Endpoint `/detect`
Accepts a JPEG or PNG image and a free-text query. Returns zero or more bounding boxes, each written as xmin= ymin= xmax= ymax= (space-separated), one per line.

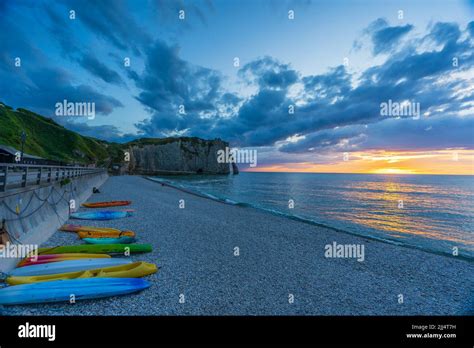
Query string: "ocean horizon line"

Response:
xmin=240 ymin=170 xmax=474 ymax=176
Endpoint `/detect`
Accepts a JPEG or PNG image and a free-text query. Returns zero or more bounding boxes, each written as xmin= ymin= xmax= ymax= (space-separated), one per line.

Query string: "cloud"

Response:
xmin=467 ymin=21 xmax=474 ymax=37
xmin=239 ymin=56 xmax=299 ymax=89
xmin=131 ymin=40 xmax=224 ymax=112
xmin=61 ymin=121 xmax=136 ymax=143
xmin=0 ymin=11 xmax=123 ymax=117
xmin=130 ymin=40 xmax=244 ymax=137
xmin=216 ymin=21 xmax=474 ymax=150
xmin=132 ymin=20 xmax=473 ymax=153
xmin=1 ymin=0 xmax=472 ymax=162
xmin=280 ymin=116 xmax=474 ymax=153
xmin=78 ymin=54 xmax=124 ymax=85
xmin=357 ymin=18 xmax=413 ymax=55
xmin=60 ymin=0 xmax=151 ymax=55
xmin=428 ymin=22 xmax=461 ymax=45
xmin=1 ymin=67 xmax=124 ymax=116
xmin=42 ymin=5 xmax=125 ymax=86
xmin=369 ymin=19 xmax=414 ymax=55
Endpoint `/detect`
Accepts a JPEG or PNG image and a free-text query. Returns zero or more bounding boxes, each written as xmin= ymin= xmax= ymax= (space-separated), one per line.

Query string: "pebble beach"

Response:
xmin=2 ymin=175 xmax=473 ymax=315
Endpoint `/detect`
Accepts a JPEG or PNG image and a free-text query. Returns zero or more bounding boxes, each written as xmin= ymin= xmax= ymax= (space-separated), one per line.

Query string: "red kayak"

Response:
xmin=81 ymin=201 xmax=131 ymax=208
xmin=17 ymin=253 xmax=111 ymax=267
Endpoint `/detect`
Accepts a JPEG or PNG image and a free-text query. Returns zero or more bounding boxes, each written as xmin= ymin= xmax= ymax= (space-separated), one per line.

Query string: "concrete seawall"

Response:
xmin=0 ymin=171 xmax=108 ymax=272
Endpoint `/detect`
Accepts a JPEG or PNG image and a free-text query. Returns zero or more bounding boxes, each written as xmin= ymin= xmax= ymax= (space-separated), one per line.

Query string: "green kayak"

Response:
xmin=37 ymin=244 xmax=152 ymax=255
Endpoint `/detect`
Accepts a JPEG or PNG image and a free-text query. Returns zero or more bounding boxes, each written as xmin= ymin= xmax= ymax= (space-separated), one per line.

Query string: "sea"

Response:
xmin=150 ymin=172 xmax=474 ymax=260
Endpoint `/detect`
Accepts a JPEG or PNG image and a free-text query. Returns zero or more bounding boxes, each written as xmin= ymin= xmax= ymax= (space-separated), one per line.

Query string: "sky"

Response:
xmin=0 ymin=0 xmax=473 ymax=174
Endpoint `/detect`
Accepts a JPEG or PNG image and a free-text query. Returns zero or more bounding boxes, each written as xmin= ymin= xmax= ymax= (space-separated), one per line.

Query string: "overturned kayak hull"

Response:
xmin=82 ymin=201 xmax=131 ymax=208
xmin=83 ymin=237 xmax=136 ymax=244
xmin=0 ymin=278 xmax=150 ymax=305
xmin=18 ymin=253 xmax=111 ymax=267
xmin=70 ymin=210 xmax=134 ymax=220
xmin=7 ymin=262 xmax=158 ymax=285
xmin=37 ymin=244 xmax=152 ymax=255
xmin=9 ymin=258 xmax=132 ymax=277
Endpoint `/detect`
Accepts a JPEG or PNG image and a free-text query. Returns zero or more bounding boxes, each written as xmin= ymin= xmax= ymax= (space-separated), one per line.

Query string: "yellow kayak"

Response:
xmin=78 ymin=231 xmax=135 ymax=238
xmin=7 ymin=261 xmax=158 ymax=285
xmin=18 ymin=253 xmax=111 ymax=267
xmin=60 ymin=224 xmax=133 ymax=234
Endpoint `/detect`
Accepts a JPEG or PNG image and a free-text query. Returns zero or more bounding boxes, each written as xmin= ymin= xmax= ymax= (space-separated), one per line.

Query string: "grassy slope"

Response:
xmin=0 ymin=104 xmax=221 ymax=166
xmin=0 ymin=104 xmax=112 ymax=165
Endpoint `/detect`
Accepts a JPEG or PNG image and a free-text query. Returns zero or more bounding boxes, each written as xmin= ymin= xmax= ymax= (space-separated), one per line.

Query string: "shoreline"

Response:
xmin=2 ymin=175 xmax=473 ymax=315
xmin=145 ymin=176 xmax=474 ymax=263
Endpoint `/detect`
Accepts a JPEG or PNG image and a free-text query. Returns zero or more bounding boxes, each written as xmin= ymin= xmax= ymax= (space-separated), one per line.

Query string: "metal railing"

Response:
xmin=0 ymin=164 xmax=106 ymax=192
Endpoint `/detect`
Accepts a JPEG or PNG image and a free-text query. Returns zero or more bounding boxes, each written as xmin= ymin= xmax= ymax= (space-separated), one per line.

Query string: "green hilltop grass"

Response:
xmin=0 ymin=103 xmax=222 ymax=167
xmin=0 ymin=103 xmax=113 ymax=165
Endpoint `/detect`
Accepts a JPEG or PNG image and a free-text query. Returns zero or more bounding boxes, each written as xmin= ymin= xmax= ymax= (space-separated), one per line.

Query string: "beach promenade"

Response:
xmin=3 ymin=175 xmax=473 ymax=315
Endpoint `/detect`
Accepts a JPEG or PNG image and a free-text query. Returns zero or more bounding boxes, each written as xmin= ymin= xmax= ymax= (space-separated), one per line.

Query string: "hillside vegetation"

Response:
xmin=0 ymin=103 xmax=115 ymax=165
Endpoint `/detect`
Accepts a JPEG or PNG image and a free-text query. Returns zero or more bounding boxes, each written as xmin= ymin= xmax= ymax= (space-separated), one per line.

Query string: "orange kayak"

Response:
xmin=60 ymin=224 xmax=121 ymax=233
xmin=81 ymin=201 xmax=131 ymax=208
xmin=78 ymin=230 xmax=135 ymax=238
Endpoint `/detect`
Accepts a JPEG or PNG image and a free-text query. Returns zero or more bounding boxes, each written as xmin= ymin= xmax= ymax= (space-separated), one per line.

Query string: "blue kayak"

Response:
xmin=9 ymin=258 xmax=132 ymax=277
xmin=83 ymin=236 xmax=136 ymax=244
xmin=0 ymin=278 xmax=150 ymax=305
xmin=70 ymin=210 xmax=134 ymax=220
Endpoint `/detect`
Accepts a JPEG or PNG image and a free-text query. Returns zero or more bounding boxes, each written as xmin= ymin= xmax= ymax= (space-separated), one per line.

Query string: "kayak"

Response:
xmin=82 ymin=201 xmax=131 ymax=208
xmin=7 ymin=262 xmax=158 ymax=285
xmin=78 ymin=230 xmax=135 ymax=238
xmin=17 ymin=253 xmax=111 ymax=267
xmin=37 ymin=244 xmax=152 ymax=255
xmin=0 ymin=278 xmax=150 ymax=305
xmin=60 ymin=224 xmax=122 ymax=233
xmin=70 ymin=210 xmax=134 ymax=220
xmin=60 ymin=224 xmax=135 ymax=237
xmin=9 ymin=258 xmax=132 ymax=277
xmin=83 ymin=237 xmax=136 ymax=244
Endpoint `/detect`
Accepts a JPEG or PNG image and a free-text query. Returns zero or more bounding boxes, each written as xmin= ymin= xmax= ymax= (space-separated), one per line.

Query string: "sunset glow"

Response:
xmin=244 ymin=149 xmax=474 ymax=175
